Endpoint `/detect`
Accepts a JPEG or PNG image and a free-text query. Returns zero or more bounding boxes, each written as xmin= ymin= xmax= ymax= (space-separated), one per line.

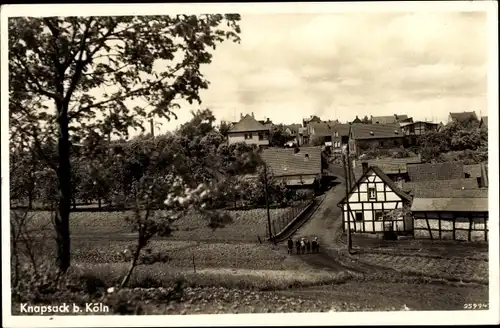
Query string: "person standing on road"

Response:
xmin=295 ymin=239 xmax=301 ymax=255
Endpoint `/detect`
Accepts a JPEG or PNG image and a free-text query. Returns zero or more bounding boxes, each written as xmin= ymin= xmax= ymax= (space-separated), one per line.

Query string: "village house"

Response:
xmin=352 ymin=155 xmax=422 ymax=183
xmin=302 ymin=115 xmax=322 ymax=127
xmin=448 ymin=111 xmax=478 ymax=124
xmin=330 ymin=124 xmax=350 ymax=153
xmin=348 ymin=124 xmax=405 ymax=155
xmin=337 ymin=165 xmax=413 ymax=238
xmin=371 ymin=114 xmax=412 ymax=125
xmin=400 ymin=121 xmax=440 ymax=146
xmin=283 ymin=124 xmax=303 ymax=147
xmin=227 ymin=113 xmax=270 ymax=147
xmin=307 ymin=121 xmax=335 ymax=145
xmin=259 ymin=146 xmax=323 ymax=190
xmin=411 ymin=188 xmax=488 ymax=242
xmin=351 ymin=116 xmax=363 ymax=124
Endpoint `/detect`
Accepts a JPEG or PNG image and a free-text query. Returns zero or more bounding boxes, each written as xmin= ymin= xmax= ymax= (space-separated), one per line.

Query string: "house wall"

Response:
xmin=228 ymin=131 xmax=270 ymax=146
xmin=341 ymin=171 xmax=411 ymax=234
xmin=413 ymin=211 xmax=488 ymax=241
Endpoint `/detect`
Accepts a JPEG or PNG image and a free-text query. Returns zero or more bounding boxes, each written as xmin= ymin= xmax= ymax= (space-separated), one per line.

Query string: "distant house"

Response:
xmin=331 ymin=124 xmax=350 ymax=153
xmin=400 ymin=121 xmax=440 ymax=146
xmin=480 ymin=116 xmax=488 ymax=129
xmin=348 ymin=124 xmax=405 ymax=154
xmin=448 ymin=111 xmax=478 ymax=124
xmin=411 ymin=188 xmax=488 ymax=242
xmin=337 ymin=165 xmax=413 ymax=237
xmin=307 ymin=121 xmax=335 ymax=145
xmin=406 ymin=161 xmax=465 ymax=182
xmin=351 ymin=116 xmax=363 ymax=124
xmin=260 ymin=147 xmax=323 ymax=189
xmin=371 ymin=114 xmax=412 ymax=125
xmin=283 ymin=124 xmax=302 ymax=146
xmin=227 ymin=113 xmax=270 ymax=147
xmin=258 ymin=118 xmax=274 ymax=129
xmin=353 ymin=156 xmax=422 ymax=182
xmin=297 ymin=127 xmax=310 ymax=146
xmin=302 ymin=115 xmax=322 ymax=127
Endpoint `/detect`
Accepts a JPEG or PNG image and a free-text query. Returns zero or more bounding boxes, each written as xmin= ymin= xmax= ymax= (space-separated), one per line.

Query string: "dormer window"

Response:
xmin=369 ymin=131 xmax=374 ymax=135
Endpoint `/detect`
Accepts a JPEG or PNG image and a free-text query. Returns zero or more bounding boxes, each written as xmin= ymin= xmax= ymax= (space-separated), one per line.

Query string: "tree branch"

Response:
xmin=12 ymin=54 xmax=59 ymax=101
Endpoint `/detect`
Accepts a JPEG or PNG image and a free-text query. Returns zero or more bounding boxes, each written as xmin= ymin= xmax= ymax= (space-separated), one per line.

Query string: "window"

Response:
xmin=368 ymin=187 xmax=376 ymax=200
xmin=355 ymin=212 xmax=363 ymax=221
xmin=325 ymin=136 xmax=332 ymax=142
xmin=374 ymin=211 xmax=384 ymax=220
xmin=258 ymin=133 xmax=264 ymax=140
xmin=379 ymin=141 xmax=384 ymax=147
xmin=245 ymin=133 xmax=253 ymax=140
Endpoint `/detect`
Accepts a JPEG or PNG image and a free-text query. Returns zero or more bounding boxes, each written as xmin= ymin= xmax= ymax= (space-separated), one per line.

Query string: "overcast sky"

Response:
xmin=149 ymin=11 xmax=488 ymax=134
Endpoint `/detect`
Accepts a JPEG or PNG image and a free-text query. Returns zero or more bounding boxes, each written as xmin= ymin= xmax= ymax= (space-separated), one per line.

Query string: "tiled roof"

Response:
xmin=332 ymin=124 xmax=350 ymax=137
xmin=449 ymin=111 xmax=478 ymax=122
xmin=229 ymin=114 xmax=269 ymax=133
xmin=260 ymin=147 xmax=322 ymax=177
xmin=411 ymin=188 xmax=488 ymax=198
xmin=309 ymin=122 xmax=335 ymax=136
xmin=339 ymin=165 xmax=412 ymax=204
xmin=353 ymin=156 xmax=422 ymax=177
xmin=372 ymin=116 xmax=397 ymax=124
xmin=407 ymin=161 xmax=464 ymax=182
xmin=351 ymin=124 xmax=404 ymax=140
xmin=403 ymin=178 xmax=480 ymax=194
xmin=411 ymin=197 xmax=488 ymax=212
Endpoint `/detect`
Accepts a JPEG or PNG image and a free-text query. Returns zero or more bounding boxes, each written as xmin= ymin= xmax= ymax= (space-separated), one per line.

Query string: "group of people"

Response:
xmin=287 ymin=236 xmax=319 ymax=255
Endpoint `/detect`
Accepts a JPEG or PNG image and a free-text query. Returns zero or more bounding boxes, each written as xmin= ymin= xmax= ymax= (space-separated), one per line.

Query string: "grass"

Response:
xmin=20 ymin=238 xmax=313 ymax=271
xmin=23 ymin=207 xmax=301 ymax=242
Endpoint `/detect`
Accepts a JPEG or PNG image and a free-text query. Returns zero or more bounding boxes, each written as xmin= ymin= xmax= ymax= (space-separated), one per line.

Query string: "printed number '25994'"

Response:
xmin=464 ymin=303 xmax=488 ymax=310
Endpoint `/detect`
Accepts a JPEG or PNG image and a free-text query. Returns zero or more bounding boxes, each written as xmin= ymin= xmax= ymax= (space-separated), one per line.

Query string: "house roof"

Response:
xmin=407 ymin=161 xmax=464 ymax=182
xmin=283 ymin=124 xmax=302 ymax=134
xmin=449 ymin=111 xmax=478 ymax=122
xmin=411 ymin=188 xmax=488 ymax=199
xmin=350 ymin=124 xmax=404 ymax=140
xmin=332 ymin=124 xmax=350 ymax=137
xmin=371 ymin=115 xmax=397 ymax=124
xmin=395 ymin=114 xmax=410 ymax=122
xmin=353 ymin=156 xmax=422 ymax=177
xmin=309 ymin=122 xmax=335 ymax=136
xmin=402 ymin=178 xmax=480 ymax=194
xmin=411 ymin=197 xmax=488 ymax=212
xmin=338 ymin=165 xmax=412 ymax=205
xmin=260 ymin=147 xmax=322 ymax=177
xmin=229 ymin=114 xmax=269 ymax=133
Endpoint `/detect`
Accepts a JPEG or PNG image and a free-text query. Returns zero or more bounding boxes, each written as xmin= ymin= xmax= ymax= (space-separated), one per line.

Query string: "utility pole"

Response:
xmin=263 ymin=164 xmax=273 ymax=243
xmin=343 ymin=141 xmax=353 ymax=253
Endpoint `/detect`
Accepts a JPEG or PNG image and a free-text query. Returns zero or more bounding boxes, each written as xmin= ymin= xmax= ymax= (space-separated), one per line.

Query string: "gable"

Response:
xmin=345 ymin=170 xmax=404 ymax=203
xmin=229 ymin=114 xmax=269 ymax=133
xmin=339 ymin=166 xmax=412 ymax=205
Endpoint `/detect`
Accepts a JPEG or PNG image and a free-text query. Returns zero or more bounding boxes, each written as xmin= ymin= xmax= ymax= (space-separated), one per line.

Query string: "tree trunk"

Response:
xmin=120 ymin=245 xmax=141 ymax=288
xmin=54 ymin=106 xmax=72 ymax=272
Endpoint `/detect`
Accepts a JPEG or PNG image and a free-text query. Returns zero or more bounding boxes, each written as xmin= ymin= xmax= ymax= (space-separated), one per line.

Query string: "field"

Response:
xmin=11 ymin=200 xmax=491 ymax=315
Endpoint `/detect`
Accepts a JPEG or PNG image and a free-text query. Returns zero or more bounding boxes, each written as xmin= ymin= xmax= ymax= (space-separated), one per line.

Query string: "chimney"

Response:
xmin=362 ymin=162 xmax=369 ymax=174
xmin=251 ymin=112 xmax=254 ymax=118
xmin=304 ymin=153 xmax=309 ymax=161
xmin=240 ymin=113 xmax=243 ymax=119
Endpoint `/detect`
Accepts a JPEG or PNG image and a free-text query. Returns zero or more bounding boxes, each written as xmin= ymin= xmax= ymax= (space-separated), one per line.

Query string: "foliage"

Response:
xmin=9 ymin=14 xmax=241 ymax=271
xmin=418 ymin=120 xmax=487 ymax=163
xmin=361 ymin=115 xmax=371 ymax=124
xmin=269 ymin=124 xmax=292 ymax=147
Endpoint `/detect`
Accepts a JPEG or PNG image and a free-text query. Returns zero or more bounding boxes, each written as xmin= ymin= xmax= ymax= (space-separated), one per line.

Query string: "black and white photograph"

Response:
xmin=1 ymin=1 xmax=499 ymax=326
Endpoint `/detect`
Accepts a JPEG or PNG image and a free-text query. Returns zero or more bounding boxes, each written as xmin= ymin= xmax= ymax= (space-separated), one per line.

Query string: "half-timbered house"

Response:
xmin=411 ymin=189 xmax=488 ymax=242
xmin=337 ymin=165 xmax=413 ymax=238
